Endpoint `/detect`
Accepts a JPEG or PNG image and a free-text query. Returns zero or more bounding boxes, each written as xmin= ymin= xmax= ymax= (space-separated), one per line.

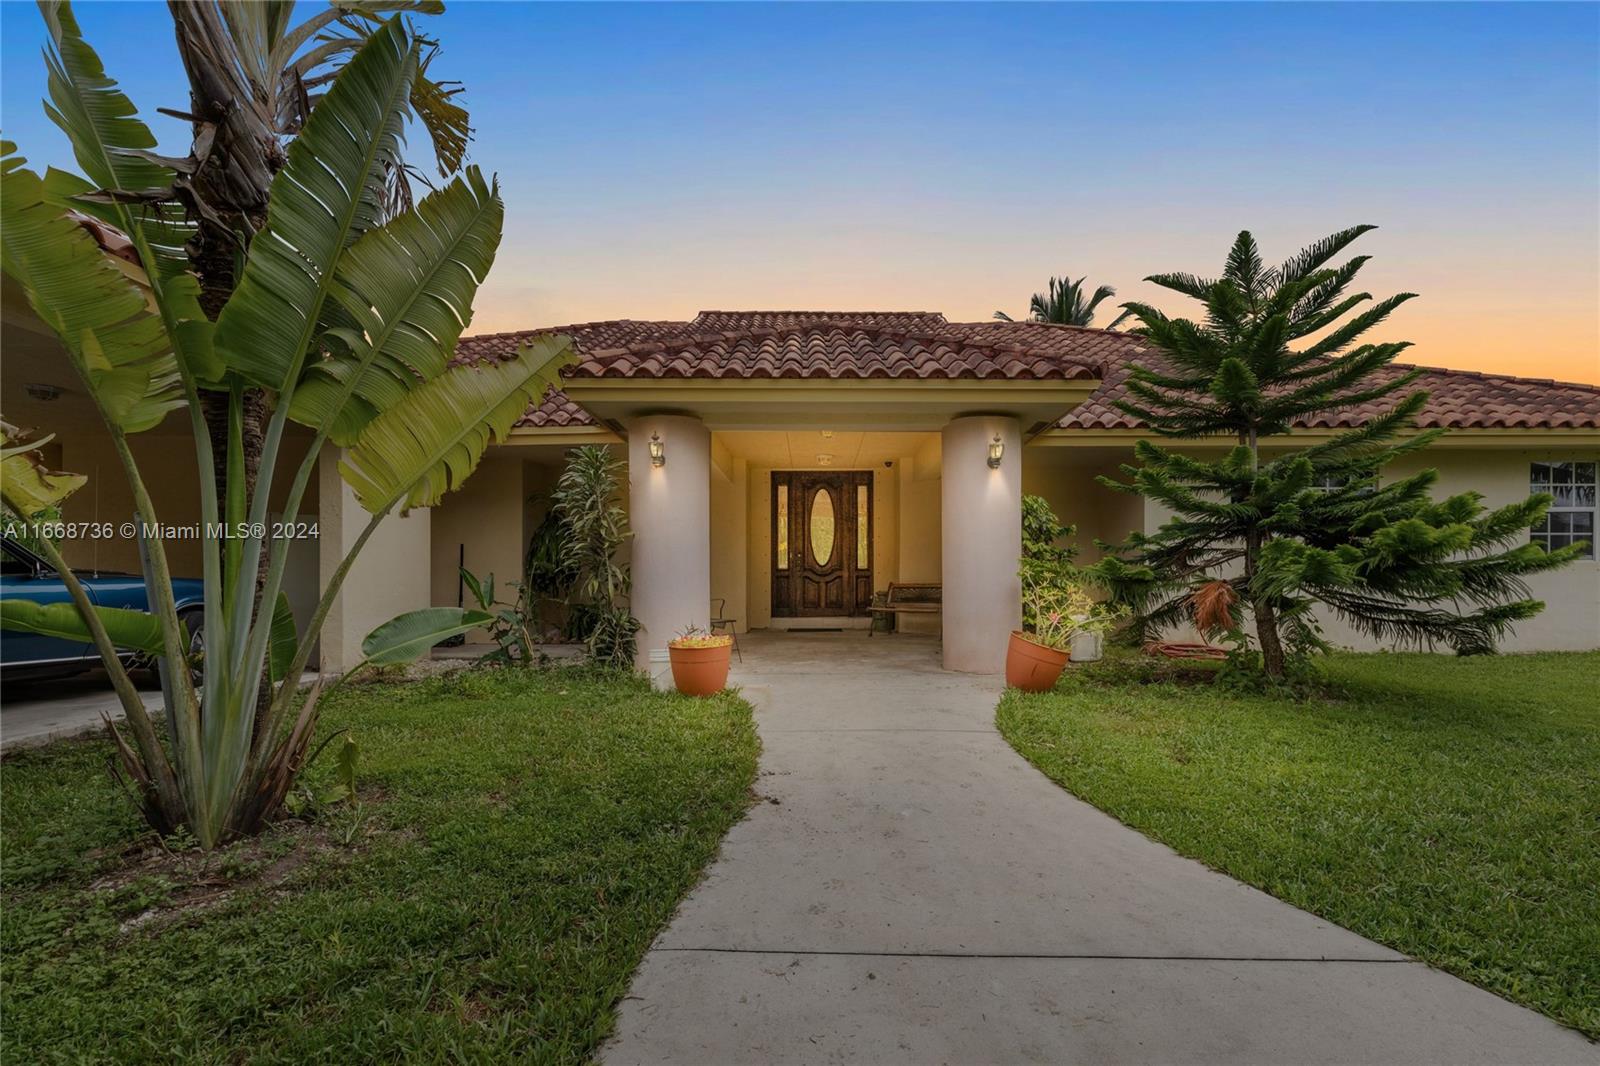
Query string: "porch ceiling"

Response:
xmin=717 ymin=429 xmax=937 ymax=468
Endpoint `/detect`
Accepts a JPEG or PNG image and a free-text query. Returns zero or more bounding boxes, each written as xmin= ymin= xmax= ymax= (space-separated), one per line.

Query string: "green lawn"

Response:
xmin=997 ymin=651 xmax=1600 ymax=1038
xmin=1 ymin=667 xmax=758 ymax=1063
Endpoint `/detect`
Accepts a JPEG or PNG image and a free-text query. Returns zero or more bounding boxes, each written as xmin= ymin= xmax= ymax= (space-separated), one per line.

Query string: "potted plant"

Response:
xmin=1007 ymin=576 xmax=1091 ymax=692
xmin=1008 ymin=555 xmax=1126 ymax=691
xmin=667 ymin=626 xmax=734 ymax=696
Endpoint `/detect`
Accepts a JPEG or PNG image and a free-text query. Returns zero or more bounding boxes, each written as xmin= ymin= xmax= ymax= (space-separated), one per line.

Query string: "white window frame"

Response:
xmin=1530 ymin=460 xmax=1597 ymax=559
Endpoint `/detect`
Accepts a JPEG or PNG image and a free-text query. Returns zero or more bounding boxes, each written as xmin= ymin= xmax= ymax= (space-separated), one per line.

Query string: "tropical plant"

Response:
xmin=0 ymin=12 xmax=572 ymax=848
xmin=994 ymin=274 xmax=1133 ymax=329
xmin=552 ymin=446 xmax=639 ymax=668
xmin=1018 ymin=494 xmax=1077 ymax=632
xmin=1 ymin=421 xmax=81 ymax=555
xmin=458 ymin=567 xmax=540 ymax=664
xmin=524 ymin=498 xmax=580 ymax=638
xmin=1093 ymin=226 xmax=1582 ymax=679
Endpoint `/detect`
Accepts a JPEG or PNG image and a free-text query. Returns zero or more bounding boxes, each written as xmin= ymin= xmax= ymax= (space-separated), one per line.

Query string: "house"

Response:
xmin=4 ymin=302 xmax=1596 ymax=673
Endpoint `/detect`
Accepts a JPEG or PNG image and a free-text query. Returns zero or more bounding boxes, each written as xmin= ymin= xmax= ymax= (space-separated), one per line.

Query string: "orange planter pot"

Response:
xmin=1005 ymin=630 xmax=1069 ymax=692
xmin=668 ymin=642 xmax=732 ymax=697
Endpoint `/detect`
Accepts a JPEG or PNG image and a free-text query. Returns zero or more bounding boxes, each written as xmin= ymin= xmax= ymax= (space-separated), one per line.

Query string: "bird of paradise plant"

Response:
xmin=0 ymin=8 xmax=570 ymax=848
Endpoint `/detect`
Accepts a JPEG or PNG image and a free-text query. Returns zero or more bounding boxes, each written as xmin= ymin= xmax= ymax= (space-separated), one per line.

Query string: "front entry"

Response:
xmin=771 ymin=471 xmax=873 ymax=617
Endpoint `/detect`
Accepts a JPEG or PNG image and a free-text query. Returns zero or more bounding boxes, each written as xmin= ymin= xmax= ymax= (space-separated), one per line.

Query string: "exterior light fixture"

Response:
xmin=988 ymin=434 xmax=1004 ymax=469
xmin=649 ymin=432 xmax=665 ymax=467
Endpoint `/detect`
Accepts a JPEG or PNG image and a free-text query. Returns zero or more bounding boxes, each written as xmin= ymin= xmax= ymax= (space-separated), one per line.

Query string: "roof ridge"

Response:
xmin=693 ymin=308 xmax=946 ymax=317
xmin=590 ymin=319 xmax=1052 ymax=357
xmin=460 ymin=318 xmax=688 ymax=342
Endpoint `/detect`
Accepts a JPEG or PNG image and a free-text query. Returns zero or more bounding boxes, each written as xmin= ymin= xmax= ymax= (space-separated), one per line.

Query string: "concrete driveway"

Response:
xmin=604 ymin=632 xmax=1595 ymax=1064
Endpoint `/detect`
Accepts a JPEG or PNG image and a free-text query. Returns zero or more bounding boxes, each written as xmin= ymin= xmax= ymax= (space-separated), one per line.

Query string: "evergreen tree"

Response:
xmin=1093 ymin=226 xmax=1582 ymax=679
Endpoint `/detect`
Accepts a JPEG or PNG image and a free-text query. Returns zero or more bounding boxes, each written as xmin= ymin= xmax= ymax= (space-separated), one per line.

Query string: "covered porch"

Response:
xmin=425 ymin=314 xmax=1116 ymax=675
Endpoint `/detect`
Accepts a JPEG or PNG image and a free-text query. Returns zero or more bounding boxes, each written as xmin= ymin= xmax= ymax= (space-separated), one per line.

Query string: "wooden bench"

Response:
xmin=868 ymin=583 xmax=942 ymax=636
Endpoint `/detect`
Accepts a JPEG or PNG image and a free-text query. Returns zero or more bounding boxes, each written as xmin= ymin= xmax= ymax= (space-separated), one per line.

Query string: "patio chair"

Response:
xmin=710 ymin=598 xmax=742 ymax=662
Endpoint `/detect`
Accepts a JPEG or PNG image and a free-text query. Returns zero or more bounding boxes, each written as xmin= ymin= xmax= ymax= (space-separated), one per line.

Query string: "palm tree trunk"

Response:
xmin=172 ymin=1 xmax=285 ymax=720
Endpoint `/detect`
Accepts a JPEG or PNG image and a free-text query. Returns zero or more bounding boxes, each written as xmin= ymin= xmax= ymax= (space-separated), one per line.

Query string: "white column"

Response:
xmin=627 ymin=415 xmax=711 ymax=671
xmin=318 ymin=444 xmax=431 ymax=673
xmin=941 ymin=415 xmax=1022 ymax=673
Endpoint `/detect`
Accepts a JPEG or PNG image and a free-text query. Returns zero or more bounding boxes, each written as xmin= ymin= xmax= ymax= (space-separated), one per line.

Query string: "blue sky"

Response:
xmin=4 ymin=2 xmax=1597 ymax=380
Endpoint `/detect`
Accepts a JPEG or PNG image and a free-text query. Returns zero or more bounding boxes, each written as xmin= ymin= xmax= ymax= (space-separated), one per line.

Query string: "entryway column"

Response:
xmin=627 ymin=414 xmax=711 ymax=673
xmin=941 ymin=415 xmax=1022 ymax=673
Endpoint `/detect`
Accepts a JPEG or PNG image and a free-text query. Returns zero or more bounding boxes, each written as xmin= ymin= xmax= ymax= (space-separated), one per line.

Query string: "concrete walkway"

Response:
xmin=605 ymin=632 xmax=1595 ymax=1064
xmin=0 ymin=671 xmax=153 ymax=752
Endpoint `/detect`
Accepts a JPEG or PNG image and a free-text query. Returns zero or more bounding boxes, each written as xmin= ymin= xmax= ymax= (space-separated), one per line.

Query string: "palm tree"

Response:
xmin=994 ymin=274 xmax=1134 ymax=329
xmin=3 ymin=11 xmax=571 ymax=846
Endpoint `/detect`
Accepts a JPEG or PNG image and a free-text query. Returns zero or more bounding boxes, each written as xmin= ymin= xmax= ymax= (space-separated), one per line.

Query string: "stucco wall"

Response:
xmin=1112 ymin=445 xmax=1600 ymax=654
xmin=1022 ymin=449 xmax=1141 ymax=564
xmin=50 ymin=428 xmax=320 ymax=580
xmin=710 ymin=442 xmax=749 ymax=633
xmin=429 ymin=453 xmax=527 ymax=612
xmin=318 ymin=446 xmax=431 ymax=673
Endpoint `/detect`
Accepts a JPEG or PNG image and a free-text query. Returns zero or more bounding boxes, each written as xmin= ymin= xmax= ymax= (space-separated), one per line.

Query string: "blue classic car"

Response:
xmin=0 ymin=537 xmax=205 ymax=682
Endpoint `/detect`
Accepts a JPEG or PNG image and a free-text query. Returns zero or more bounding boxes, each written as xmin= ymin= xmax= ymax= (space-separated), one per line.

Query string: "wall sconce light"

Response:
xmin=988 ymin=434 xmax=1004 ymax=469
xmin=649 ymin=432 xmax=665 ymax=468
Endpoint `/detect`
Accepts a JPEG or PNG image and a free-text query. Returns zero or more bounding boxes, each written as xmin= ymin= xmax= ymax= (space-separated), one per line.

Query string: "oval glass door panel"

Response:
xmin=810 ymin=488 xmax=835 ymax=565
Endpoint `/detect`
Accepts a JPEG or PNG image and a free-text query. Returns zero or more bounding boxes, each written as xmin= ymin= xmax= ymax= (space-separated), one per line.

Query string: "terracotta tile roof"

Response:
xmin=563 ymin=322 xmax=1101 ymax=381
xmin=1055 ymin=351 xmax=1600 ymax=432
xmin=455 ymin=321 xmax=688 ymax=427
xmin=452 ymin=313 xmax=1597 ymax=433
xmin=452 ymin=320 xmax=689 ymax=367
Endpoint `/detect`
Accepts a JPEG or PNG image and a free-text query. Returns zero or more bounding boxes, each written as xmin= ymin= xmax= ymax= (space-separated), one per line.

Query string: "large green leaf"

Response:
xmin=213 ymin=16 xmax=418 ymax=393
xmin=269 ymin=592 xmax=298 ymax=683
xmin=1 ymin=598 xmax=164 ymax=656
xmin=0 ymin=423 xmax=86 ymax=516
xmin=360 ymin=606 xmax=493 ymax=666
xmin=38 ymin=0 xmax=172 ymax=196
xmin=38 ymin=0 xmax=195 ymax=284
xmin=0 ymin=145 xmax=184 ymax=433
xmin=288 ymin=167 xmax=504 ymax=444
xmin=339 ymin=337 xmax=573 ymax=513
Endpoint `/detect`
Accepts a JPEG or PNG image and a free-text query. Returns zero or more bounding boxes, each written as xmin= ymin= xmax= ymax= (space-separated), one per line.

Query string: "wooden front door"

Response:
xmin=772 ymin=471 xmax=873 ymax=617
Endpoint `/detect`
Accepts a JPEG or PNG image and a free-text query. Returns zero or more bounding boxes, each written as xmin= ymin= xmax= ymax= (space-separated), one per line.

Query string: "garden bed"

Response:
xmin=1 ymin=667 xmax=759 ymax=1061
xmin=998 ymin=650 xmax=1600 ymax=1038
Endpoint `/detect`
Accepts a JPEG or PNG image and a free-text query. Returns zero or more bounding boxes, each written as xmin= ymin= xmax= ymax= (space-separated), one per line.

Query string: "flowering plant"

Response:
xmin=1019 ymin=563 xmax=1127 ymax=652
xmin=669 ymin=625 xmax=733 ymax=650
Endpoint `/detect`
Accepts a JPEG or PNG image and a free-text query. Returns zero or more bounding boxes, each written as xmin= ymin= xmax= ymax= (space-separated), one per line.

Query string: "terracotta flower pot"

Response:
xmin=668 ymin=641 xmax=732 ymax=697
xmin=1006 ymin=630 xmax=1069 ymax=692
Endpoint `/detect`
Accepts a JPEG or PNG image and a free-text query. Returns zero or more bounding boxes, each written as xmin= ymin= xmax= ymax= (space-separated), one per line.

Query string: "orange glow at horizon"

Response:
xmin=462 ymin=266 xmax=1600 ymax=386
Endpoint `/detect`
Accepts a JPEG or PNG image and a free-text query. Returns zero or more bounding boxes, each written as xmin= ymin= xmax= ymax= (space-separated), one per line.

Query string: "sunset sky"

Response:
xmin=4 ymin=2 xmax=1596 ymax=383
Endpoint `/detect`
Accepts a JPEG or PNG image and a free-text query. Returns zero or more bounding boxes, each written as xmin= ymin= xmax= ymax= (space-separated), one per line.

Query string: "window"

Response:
xmin=1531 ymin=461 xmax=1596 ymax=558
xmin=809 ymin=487 xmax=835 ymax=565
xmin=776 ymin=485 xmax=788 ymax=570
xmin=856 ymin=483 xmax=869 ymax=568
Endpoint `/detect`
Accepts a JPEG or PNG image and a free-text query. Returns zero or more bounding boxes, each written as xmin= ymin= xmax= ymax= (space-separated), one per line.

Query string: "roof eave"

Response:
xmin=561 ymin=375 xmax=1102 ymax=433
xmin=1033 ymin=426 xmax=1600 ymax=449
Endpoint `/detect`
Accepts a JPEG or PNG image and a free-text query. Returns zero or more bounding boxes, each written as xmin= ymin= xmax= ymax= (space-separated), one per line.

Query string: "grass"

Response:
xmin=997 ymin=651 xmax=1600 ymax=1039
xmin=1 ymin=666 xmax=759 ymax=1063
